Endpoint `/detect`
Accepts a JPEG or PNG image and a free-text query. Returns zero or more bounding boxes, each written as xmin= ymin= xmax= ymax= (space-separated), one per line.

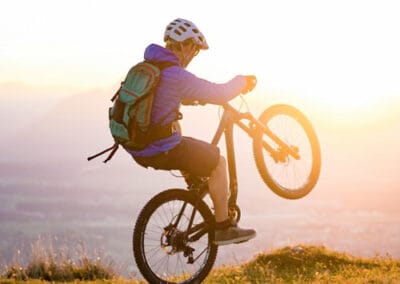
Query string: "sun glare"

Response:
xmin=1 ymin=0 xmax=399 ymax=129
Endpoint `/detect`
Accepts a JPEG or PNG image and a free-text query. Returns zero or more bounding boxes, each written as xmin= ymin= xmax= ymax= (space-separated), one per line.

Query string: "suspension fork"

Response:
xmin=222 ymin=103 xmax=300 ymax=160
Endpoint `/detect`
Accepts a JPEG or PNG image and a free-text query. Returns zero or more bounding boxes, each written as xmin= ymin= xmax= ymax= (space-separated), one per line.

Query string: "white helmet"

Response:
xmin=164 ymin=18 xmax=209 ymax=50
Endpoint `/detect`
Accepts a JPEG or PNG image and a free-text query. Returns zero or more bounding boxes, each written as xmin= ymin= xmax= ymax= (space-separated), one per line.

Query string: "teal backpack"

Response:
xmin=88 ymin=61 xmax=177 ymax=163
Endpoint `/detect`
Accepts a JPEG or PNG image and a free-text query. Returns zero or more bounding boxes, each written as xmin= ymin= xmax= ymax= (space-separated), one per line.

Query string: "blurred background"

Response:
xmin=1 ymin=0 xmax=399 ymax=277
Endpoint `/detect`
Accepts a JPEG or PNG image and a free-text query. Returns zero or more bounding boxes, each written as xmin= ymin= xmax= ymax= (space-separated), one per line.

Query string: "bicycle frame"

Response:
xmin=135 ymin=100 xmax=321 ymax=282
xmin=166 ymin=102 xmax=302 ymax=243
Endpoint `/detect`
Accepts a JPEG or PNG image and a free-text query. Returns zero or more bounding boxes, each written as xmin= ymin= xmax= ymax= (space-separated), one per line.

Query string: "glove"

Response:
xmin=241 ymin=75 xmax=257 ymax=94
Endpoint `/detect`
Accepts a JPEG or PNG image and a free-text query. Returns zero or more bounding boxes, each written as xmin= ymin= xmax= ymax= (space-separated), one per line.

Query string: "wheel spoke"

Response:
xmin=265 ymin=114 xmax=313 ymax=190
xmin=134 ymin=190 xmax=217 ymax=283
xmin=253 ymin=105 xmax=320 ymax=199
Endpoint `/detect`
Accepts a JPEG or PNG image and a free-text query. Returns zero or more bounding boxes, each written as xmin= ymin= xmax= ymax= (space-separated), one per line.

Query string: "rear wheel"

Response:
xmin=253 ymin=104 xmax=321 ymax=199
xmin=133 ymin=189 xmax=217 ymax=283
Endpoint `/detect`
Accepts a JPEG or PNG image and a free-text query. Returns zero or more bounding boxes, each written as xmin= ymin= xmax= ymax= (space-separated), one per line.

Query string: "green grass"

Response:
xmin=3 ymin=257 xmax=114 ymax=282
xmin=205 ymin=245 xmax=400 ymax=283
xmin=2 ymin=245 xmax=399 ymax=283
xmin=1 ymin=239 xmax=115 ymax=282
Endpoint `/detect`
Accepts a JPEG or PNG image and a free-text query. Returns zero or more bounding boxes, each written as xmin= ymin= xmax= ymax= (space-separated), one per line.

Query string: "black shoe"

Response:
xmin=214 ymin=222 xmax=256 ymax=246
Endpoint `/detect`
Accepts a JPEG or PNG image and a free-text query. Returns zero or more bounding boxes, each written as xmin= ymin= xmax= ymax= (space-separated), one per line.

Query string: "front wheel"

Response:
xmin=253 ymin=104 xmax=321 ymax=199
xmin=133 ymin=189 xmax=217 ymax=284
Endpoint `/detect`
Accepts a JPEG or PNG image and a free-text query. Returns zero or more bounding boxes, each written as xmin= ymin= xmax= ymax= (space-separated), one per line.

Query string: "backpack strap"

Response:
xmin=145 ymin=60 xmax=182 ymax=125
xmin=110 ymin=61 xmax=174 ymax=103
xmin=137 ymin=60 xmax=182 ymax=142
xmin=145 ymin=60 xmax=177 ymax=70
xmin=87 ymin=143 xmax=119 ymax=163
xmin=111 ymin=82 xmax=123 ymax=102
xmin=155 ymin=108 xmax=182 ymax=127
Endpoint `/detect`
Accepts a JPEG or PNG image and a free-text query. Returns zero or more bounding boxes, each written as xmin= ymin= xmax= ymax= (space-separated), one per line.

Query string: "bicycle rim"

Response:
xmin=133 ymin=189 xmax=217 ymax=283
xmin=253 ymin=104 xmax=321 ymax=199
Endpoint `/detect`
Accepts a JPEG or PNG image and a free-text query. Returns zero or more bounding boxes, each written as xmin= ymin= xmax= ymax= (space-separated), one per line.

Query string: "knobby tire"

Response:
xmin=253 ymin=104 xmax=321 ymax=199
xmin=133 ymin=189 xmax=217 ymax=284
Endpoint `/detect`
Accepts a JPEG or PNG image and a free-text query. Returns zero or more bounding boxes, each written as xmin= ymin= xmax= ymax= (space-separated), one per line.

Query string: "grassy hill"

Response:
xmin=2 ymin=245 xmax=399 ymax=283
xmin=205 ymin=245 xmax=400 ymax=283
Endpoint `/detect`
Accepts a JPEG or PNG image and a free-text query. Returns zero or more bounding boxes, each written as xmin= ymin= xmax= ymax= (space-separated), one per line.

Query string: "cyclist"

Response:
xmin=128 ymin=18 xmax=257 ymax=245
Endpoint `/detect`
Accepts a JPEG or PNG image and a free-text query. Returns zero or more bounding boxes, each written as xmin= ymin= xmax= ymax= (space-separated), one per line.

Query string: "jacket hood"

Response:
xmin=144 ymin=44 xmax=180 ymax=66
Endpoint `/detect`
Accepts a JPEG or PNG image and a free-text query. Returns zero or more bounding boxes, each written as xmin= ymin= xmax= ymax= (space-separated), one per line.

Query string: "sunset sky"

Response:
xmin=2 ymin=0 xmax=400 ymax=124
xmin=2 ymin=0 xmax=399 ymax=193
xmin=1 ymin=0 xmax=400 ymax=269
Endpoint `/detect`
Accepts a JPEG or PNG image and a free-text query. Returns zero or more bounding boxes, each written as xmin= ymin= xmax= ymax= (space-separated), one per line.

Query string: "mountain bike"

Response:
xmin=132 ymin=100 xmax=321 ymax=283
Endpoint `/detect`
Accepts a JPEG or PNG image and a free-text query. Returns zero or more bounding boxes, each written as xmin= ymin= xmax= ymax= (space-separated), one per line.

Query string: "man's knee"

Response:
xmin=216 ymin=156 xmax=226 ymax=171
xmin=210 ymin=155 xmax=227 ymax=178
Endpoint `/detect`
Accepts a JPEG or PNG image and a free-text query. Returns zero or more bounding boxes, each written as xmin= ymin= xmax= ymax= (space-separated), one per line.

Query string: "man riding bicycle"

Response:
xmin=127 ymin=18 xmax=257 ymax=245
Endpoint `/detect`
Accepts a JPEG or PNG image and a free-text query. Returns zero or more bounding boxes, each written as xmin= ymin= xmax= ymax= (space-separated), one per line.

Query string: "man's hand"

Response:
xmin=241 ymin=75 xmax=257 ymax=94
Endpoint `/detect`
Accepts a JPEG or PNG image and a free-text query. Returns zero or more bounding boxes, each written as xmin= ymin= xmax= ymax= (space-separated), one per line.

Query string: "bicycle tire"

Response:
xmin=133 ymin=189 xmax=217 ymax=284
xmin=253 ymin=104 xmax=321 ymax=199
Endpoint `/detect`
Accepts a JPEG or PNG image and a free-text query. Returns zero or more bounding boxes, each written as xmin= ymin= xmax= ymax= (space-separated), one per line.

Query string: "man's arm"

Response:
xmin=176 ymin=68 xmax=248 ymax=105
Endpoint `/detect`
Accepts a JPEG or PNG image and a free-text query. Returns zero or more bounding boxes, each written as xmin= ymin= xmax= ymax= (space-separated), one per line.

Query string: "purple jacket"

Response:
xmin=127 ymin=44 xmax=247 ymax=157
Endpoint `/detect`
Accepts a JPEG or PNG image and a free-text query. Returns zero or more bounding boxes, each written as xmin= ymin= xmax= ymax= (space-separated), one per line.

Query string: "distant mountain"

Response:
xmin=1 ymin=82 xmax=219 ymax=163
xmin=1 ymin=84 xmax=113 ymax=162
xmin=0 ymin=82 xmax=67 ymax=139
xmin=0 ymin=82 xmax=211 ymax=193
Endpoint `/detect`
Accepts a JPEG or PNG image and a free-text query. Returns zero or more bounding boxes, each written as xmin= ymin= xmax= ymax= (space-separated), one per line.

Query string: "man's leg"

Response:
xmin=133 ymin=138 xmax=256 ymax=246
xmin=208 ymin=155 xmax=257 ymax=246
xmin=208 ymin=156 xmax=229 ymax=222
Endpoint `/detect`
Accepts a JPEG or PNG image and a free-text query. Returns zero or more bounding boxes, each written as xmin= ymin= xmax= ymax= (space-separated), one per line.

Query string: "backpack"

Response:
xmin=88 ymin=60 xmax=179 ymax=163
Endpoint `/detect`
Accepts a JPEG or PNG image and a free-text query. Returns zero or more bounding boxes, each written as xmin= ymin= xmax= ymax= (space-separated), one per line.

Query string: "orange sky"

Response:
xmin=2 ymin=3 xmax=400 ymax=274
xmin=1 ymin=1 xmax=399 ymax=206
xmin=2 ymin=1 xmax=400 ymax=112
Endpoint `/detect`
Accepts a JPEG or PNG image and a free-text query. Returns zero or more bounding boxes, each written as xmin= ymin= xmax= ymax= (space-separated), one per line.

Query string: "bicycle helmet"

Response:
xmin=164 ymin=18 xmax=209 ymax=50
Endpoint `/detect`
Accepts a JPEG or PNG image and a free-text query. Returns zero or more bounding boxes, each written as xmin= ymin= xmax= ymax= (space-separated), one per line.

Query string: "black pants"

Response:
xmin=133 ymin=136 xmax=220 ymax=177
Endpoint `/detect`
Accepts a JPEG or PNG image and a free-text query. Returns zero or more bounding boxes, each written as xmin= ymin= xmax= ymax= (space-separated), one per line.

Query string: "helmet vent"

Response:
xmin=164 ymin=18 xmax=208 ymax=50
